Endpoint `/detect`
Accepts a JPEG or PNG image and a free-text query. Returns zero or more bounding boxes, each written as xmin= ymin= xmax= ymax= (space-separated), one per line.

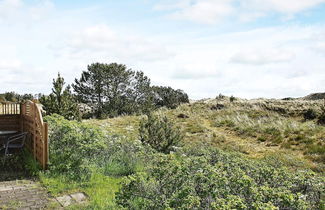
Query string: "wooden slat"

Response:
xmin=0 ymin=101 xmax=48 ymax=169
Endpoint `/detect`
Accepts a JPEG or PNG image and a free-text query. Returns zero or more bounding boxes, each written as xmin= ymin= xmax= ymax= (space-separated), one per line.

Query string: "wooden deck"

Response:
xmin=0 ymin=101 xmax=48 ymax=169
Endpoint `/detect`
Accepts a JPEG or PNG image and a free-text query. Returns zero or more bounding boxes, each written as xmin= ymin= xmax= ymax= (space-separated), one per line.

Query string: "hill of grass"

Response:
xmin=37 ymin=97 xmax=325 ymax=209
xmin=86 ymin=97 xmax=325 ymax=173
xmin=303 ymin=93 xmax=325 ymax=100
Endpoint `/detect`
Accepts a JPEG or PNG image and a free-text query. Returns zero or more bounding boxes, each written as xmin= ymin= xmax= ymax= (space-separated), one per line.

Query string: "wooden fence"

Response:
xmin=0 ymin=101 xmax=48 ymax=169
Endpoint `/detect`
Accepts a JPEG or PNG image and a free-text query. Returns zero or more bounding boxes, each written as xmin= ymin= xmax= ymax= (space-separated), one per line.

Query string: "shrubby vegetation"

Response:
xmin=117 ymin=145 xmax=324 ymax=209
xmin=317 ymin=106 xmax=325 ymax=125
xmin=5 ymin=73 xmax=324 ymax=209
xmin=139 ymin=113 xmax=183 ymax=153
xmin=44 ymin=114 xmax=107 ymax=180
xmin=40 ymin=114 xmax=324 ymax=209
xmin=304 ymin=108 xmax=318 ymax=120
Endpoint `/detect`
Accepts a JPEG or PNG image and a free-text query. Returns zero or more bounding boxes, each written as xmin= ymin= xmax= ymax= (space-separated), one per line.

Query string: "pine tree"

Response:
xmin=40 ymin=73 xmax=80 ymax=120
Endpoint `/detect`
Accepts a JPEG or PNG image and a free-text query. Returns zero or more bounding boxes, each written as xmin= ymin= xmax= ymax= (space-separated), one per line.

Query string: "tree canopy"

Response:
xmin=73 ymin=63 xmax=187 ymax=118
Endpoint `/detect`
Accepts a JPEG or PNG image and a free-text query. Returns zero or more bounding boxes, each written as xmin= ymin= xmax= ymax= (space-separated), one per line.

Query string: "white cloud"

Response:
xmin=151 ymin=25 xmax=325 ymax=99
xmin=60 ymin=24 xmax=173 ymax=62
xmin=170 ymin=0 xmax=234 ymax=24
xmin=156 ymin=0 xmax=325 ymax=24
xmin=0 ymin=0 xmax=55 ymax=24
xmin=310 ymin=30 xmax=325 ymax=54
xmin=312 ymin=42 xmax=325 ymax=54
xmin=28 ymin=0 xmax=54 ymax=20
xmin=245 ymin=0 xmax=325 ymax=14
xmin=0 ymin=59 xmax=21 ymax=70
xmin=0 ymin=0 xmax=23 ymax=20
xmin=230 ymin=49 xmax=295 ymax=65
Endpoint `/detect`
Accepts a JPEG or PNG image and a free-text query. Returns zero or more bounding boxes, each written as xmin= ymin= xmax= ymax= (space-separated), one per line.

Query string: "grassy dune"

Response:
xmin=86 ymin=98 xmax=325 ymax=173
xmin=40 ymin=98 xmax=324 ymax=208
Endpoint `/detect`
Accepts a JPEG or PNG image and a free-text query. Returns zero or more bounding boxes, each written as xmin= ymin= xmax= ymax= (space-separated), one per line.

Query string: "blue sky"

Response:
xmin=0 ymin=0 xmax=325 ymax=99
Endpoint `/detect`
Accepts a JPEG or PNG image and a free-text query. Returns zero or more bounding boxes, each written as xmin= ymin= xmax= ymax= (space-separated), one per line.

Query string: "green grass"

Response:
xmin=40 ymin=172 xmax=123 ymax=209
xmin=83 ymin=173 xmax=122 ymax=209
xmin=39 ymin=173 xmax=81 ymax=196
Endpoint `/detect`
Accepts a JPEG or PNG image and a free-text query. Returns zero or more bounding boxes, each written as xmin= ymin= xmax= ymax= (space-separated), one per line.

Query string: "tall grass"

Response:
xmin=213 ymin=108 xmax=325 ymax=171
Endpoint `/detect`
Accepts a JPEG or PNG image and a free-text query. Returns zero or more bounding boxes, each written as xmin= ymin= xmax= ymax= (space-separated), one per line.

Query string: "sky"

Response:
xmin=0 ymin=0 xmax=325 ymax=99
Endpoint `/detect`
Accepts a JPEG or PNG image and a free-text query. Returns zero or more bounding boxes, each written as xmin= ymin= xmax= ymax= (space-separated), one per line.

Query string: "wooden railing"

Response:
xmin=21 ymin=101 xmax=48 ymax=169
xmin=0 ymin=102 xmax=21 ymax=131
xmin=0 ymin=101 xmax=48 ymax=169
xmin=0 ymin=102 xmax=20 ymax=115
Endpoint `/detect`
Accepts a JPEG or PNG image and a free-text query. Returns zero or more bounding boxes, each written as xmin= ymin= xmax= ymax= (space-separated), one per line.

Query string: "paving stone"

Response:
xmin=0 ymin=186 xmax=13 ymax=192
xmin=70 ymin=192 xmax=87 ymax=203
xmin=0 ymin=179 xmax=49 ymax=209
xmin=56 ymin=195 xmax=74 ymax=207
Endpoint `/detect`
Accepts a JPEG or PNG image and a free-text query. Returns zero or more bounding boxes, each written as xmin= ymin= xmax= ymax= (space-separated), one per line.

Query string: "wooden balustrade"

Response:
xmin=0 ymin=101 xmax=48 ymax=169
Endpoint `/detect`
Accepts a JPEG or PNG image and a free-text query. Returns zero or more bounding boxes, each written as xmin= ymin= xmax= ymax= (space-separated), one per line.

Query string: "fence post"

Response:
xmin=20 ymin=103 xmax=23 ymax=132
xmin=33 ymin=103 xmax=37 ymax=159
xmin=43 ymin=123 xmax=49 ymax=169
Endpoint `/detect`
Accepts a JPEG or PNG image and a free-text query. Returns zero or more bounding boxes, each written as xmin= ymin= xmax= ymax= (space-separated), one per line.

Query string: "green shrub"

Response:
xmin=139 ymin=113 xmax=183 ymax=154
xmin=45 ymin=114 xmax=107 ymax=181
xmin=230 ymin=95 xmax=236 ymax=102
xmin=103 ymin=138 xmax=147 ymax=176
xmin=44 ymin=114 xmax=149 ymax=181
xmin=116 ymin=147 xmax=324 ymax=210
xmin=317 ymin=107 xmax=325 ymax=125
xmin=304 ymin=108 xmax=318 ymax=120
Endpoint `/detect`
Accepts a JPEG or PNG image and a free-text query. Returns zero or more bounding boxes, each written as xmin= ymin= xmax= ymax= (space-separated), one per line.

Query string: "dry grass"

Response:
xmin=84 ymin=98 xmax=325 ymax=173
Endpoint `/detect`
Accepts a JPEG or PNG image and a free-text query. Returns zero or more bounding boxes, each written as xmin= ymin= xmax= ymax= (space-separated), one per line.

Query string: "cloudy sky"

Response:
xmin=1 ymin=0 xmax=325 ymax=99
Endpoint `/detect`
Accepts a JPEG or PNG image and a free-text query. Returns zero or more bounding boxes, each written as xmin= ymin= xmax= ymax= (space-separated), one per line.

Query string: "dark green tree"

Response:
xmin=73 ymin=62 xmax=190 ymax=118
xmin=4 ymin=92 xmax=18 ymax=102
xmin=73 ymin=63 xmax=107 ymax=118
xmin=40 ymin=73 xmax=80 ymax=120
xmin=153 ymin=86 xmax=189 ymax=109
xmin=21 ymin=93 xmax=34 ymax=101
xmin=103 ymin=63 xmax=134 ymax=117
xmin=74 ymin=63 xmax=157 ymax=118
xmin=127 ymin=71 xmax=154 ymax=114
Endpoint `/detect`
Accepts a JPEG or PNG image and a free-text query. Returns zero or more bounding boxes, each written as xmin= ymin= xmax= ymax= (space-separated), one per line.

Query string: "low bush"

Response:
xmin=45 ymin=114 xmax=107 ymax=181
xmin=304 ymin=108 xmax=318 ymax=120
xmin=317 ymin=107 xmax=325 ymax=125
xmin=139 ymin=113 xmax=183 ymax=154
xmin=103 ymin=138 xmax=148 ymax=176
xmin=45 ymin=114 xmax=150 ymax=181
xmin=116 ymin=146 xmax=325 ymax=209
